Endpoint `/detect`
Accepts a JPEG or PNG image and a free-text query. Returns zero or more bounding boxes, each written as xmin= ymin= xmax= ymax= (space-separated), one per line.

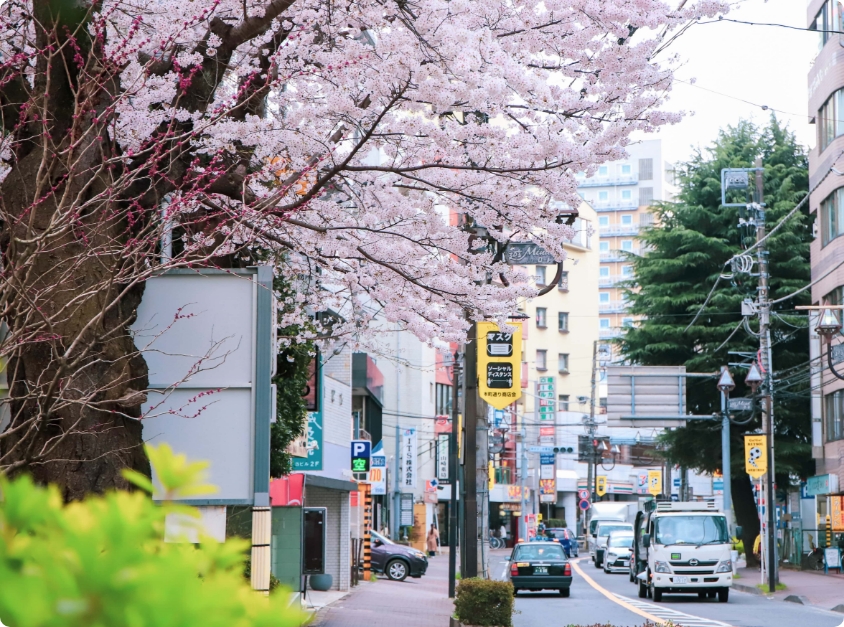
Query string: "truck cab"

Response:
xmin=631 ymin=501 xmax=733 ymax=603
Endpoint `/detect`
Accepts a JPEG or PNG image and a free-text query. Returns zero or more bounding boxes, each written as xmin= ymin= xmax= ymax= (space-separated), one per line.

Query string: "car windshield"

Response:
xmin=514 ymin=544 xmax=566 ymax=561
xmin=371 ymin=531 xmax=396 ymax=545
xmin=654 ymin=515 xmax=729 ymax=546
xmin=547 ymin=529 xmax=569 ymax=539
xmin=598 ymin=525 xmax=630 ymax=537
xmin=608 ymin=535 xmax=634 ymax=548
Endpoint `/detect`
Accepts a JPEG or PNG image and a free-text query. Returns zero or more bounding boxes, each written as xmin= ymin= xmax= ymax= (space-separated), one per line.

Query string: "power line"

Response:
xmin=674 ymin=78 xmax=807 ymax=121
xmin=697 ymin=16 xmax=844 ymax=36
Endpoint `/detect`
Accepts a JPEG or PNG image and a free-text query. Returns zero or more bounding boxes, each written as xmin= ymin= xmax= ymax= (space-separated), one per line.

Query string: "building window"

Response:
xmin=599 ymin=216 xmax=609 ymax=226
xmin=598 ymin=165 xmax=608 ymax=176
xmin=600 ymin=292 xmax=610 ymax=303
xmin=622 ymin=317 xmax=634 ymax=328
xmin=826 ymin=390 xmax=844 ymax=442
xmin=822 ymin=188 xmax=844 ymax=246
xmin=640 ymin=212 xmax=655 ymax=227
xmin=600 ymin=318 xmax=611 ymax=329
xmin=600 ymin=266 xmax=610 ymax=277
xmin=536 ymin=349 xmax=547 ymax=371
xmin=558 ymin=271 xmax=569 ymax=291
xmin=621 ymin=190 xmax=632 ymax=200
xmin=435 ymin=383 xmax=451 ymax=415
xmin=558 ymin=353 xmax=569 ymax=373
xmin=638 ymin=158 xmax=654 ymax=181
xmin=818 ymin=89 xmax=844 ymax=153
xmin=621 ymin=240 xmax=634 ymax=252
xmin=599 ymin=241 xmax=609 ymax=252
xmin=536 ymin=307 xmax=547 ymax=328
xmin=535 ymin=265 xmax=547 ymax=285
xmin=639 ymin=187 xmax=654 ymax=206
xmin=622 ymin=265 xmax=634 ymax=277
xmin=558 ymin=394 xmax=570 ymax=411
xmin=558 ymin=312 xmax=569 ymax=332
xmin=621 ymin=164 xmax=632 ymax=175
xmin=621 ymin=214 xmax=633 ymax=225
xmin=813 ymin=0 xmax=843 ymax=52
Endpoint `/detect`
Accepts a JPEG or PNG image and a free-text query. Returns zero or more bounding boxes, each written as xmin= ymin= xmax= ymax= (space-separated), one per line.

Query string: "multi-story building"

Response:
xmin=806 ymin=0 xmax=844 ymax=530
xmin=575 ymin=139 xmax=676 ymax=342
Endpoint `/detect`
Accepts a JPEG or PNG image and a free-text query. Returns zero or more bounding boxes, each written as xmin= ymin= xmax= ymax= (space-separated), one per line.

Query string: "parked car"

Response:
xmin=507 ymin=542 xmax=572 ymax=596
xmin=370 ymin=531 xmax=428 ymax=581
xmin=545 ymin=528 xmax=579 ymax=557
xmin=603 ymin=531 xmax=634 ymax=574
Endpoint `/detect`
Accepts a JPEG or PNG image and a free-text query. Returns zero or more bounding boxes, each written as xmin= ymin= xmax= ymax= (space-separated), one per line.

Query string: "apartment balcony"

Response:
xmin=599 ymin=224 xmax=640 ymax=237
xmin=598 ymin=275 xmax=631 ymax=287
xmin=600 ymin=250 xmax=639 ymax=262
xmin=576 ymin=175 xmax=638 ymax=188
xmin=600 ymin=328 xmax=624 ymax=339
xmin=591 ymin=200 xmax=639 ymax=212
xmin=599 ymin=300 xmax=629 ymax=313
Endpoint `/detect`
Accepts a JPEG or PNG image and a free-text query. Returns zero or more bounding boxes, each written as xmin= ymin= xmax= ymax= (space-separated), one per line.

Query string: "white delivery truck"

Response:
xmin=588 ymin=502 xmax=637 ymax=566
xmin=631 ymin=501 xmax=734 ymax=603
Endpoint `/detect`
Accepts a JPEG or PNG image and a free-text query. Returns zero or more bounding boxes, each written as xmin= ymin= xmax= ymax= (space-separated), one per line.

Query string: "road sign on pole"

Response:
xmin=478 ymin=322 xmax=523 ymax=409
xmin=578 ymin=489 xmax=589 ymax=500
xmin=579 ymin=499 xmax=590 ymax=511
xmin=351 ymin=440 xmax=371 ymax=473
xmin=744 ymin=435 xmax=768 ymax=478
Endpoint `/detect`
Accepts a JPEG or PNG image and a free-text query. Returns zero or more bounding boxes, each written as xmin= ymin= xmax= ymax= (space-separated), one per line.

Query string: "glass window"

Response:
xmin=600 ymin=319 xmax=610 ymax=329
xmin=621 ymin=240 xmax=634 ymax=252
xmin=621 ymin=215 xmax=633 ymax=225
xmin=609 ymin=535 xmax=634 ymax=548
xmin=812 ymin=0 xmax=842 ymax=52
xmin=622 ymin=317 xmax=634 ymax=328
xmin=598 ymin=165 xmax=608 ymax=176
xmin=621 ymin=190 xmax=632 ymax=200
xmin=599 ymin=241 xmax=610 ymax=252
xmin=599 ymin=293 xmax=610 ymax=303
xmin=818 ymin=89 xmax=844 ymax=153
xmin=600 ymin=266 xmax=610 ymax=277
xmin=435 ymin=383 xmax=450 ymax=415
xmin=825 ymin=390 xmax=844 ymax=442
xmin=599 ymin=216 xmax=609 ymax=226
xmin=558 ymin=312 xmax=569 ymax=332
xmin=535 ymin=265 xmax=547 ymax=285
xmin=558 ymin=353 xmax=569 ymax=373
xmin=558 ymin=394 xmax=570 ymax=411
xmin=558 ymin=271 xmax=569 ymax=291
xmin=598 ymin=190 xmax=609 ymax=201
xmin=622 ymin=265 xmax=633 ymax=276
xmin=621 ymin=164 xmax=631 ymax=175
xmin=536 ymin=307 xmax=547 ymax=328
xmin=536 ymin=349 xmax=547 ymax=371
xmin=514 ymin=544 xmax=565 ymax=560
xmin=822 ymin=188 xmax=844 ymax=246
xmin=654 ymin=516 xmax=728 ymax=546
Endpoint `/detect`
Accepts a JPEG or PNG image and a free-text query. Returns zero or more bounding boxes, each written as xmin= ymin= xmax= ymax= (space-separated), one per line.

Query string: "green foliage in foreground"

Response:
xmin=454 ymin=578 xmax=514 ymax=627
xmin=0 ymin=444 xmax=301 ymax=627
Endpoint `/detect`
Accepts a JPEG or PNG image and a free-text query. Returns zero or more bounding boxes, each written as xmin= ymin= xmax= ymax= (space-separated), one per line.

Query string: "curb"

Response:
xmin=783 ymin=595 xmax=811 ymax=605
xmin=831 ymin=604 xmax=844 ymax=614
xmin=732 ymin=583 xmax=764 ymax=596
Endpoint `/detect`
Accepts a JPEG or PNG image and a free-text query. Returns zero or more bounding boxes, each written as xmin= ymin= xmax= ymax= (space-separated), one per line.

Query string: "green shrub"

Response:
xmin=454 ymin=578 xmax=514 ymax=627
xmin=0 ymin=444 xmax=301 ymax=627
xmin=543 ymin=518 xmax=566 ymax=528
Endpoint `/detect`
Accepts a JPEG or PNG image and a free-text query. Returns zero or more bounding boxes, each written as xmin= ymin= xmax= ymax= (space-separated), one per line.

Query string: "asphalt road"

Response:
xmin=491 ymin=551 xmax=844 ymax=627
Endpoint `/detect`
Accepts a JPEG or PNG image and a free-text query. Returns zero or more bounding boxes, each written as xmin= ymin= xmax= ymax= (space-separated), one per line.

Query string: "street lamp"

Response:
xmin=745 ymin=362 xmax=762 ymax=393
xmin=815 ymin=308 xmax=844 ymax=381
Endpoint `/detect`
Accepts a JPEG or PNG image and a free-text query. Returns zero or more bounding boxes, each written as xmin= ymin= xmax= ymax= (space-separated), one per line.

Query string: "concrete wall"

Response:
xmin=305 ymin=486 xmax=351 ymax=591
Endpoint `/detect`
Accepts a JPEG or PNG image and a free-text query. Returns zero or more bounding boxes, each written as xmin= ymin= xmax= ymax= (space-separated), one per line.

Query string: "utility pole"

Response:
xmin=448 ymin=351 xmax=461 ymax=598
xmin=753 ymin=158 xmax=778 ymax=592
xmin=463 ymin=325 xmax=480 ymax=579
xmin=585 ymin=341 xmax=598 ymax=534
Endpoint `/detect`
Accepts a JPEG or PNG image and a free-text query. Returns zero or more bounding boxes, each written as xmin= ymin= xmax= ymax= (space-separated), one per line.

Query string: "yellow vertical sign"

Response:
xmin=596 ymin=476 xmax=607 ymax=497
xmin=489 ymin=461 xmax=495 ymax=490
xmin=477 ymin=321 xmax=523 ymax=410
xmin=647 ymin=470 xmax=662 ymax=496
xmin=744 ymin=435 xmax=768 ymax=478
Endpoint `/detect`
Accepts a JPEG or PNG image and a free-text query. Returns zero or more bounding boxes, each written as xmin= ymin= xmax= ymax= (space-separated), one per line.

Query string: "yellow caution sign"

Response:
xmin=744 ymin=435 xmax=768 ymax=478
xmin=596 ymin=476 xmax=607 ymax=497
xmin=489 ymin=461 xmax=495 ymax=491
xmin=477 ymin=321 xmax=523 ymax=410
xmin=647 ymin=470 xmax=662 ymax=496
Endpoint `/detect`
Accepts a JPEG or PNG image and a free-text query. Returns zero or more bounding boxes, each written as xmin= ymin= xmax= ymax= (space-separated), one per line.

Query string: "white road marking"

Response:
xmin=615 ymin=594 xmax=735 ymax=627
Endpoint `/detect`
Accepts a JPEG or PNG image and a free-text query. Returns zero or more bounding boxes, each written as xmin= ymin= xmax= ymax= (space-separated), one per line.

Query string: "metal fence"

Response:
xmin=779 ymin=528 xmax=843 ymax=571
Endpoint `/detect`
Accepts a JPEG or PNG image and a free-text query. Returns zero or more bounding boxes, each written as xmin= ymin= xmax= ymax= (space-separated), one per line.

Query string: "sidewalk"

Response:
xmin=733 ymin=566 xmax=844 ymax=612
xmin=311 ymin=551 xmax=455 ymax=627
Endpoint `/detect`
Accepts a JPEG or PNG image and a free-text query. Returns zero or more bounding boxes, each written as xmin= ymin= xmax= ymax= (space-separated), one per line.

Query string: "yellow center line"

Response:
xmin=570 ymin=558 xmax=669 ymax=625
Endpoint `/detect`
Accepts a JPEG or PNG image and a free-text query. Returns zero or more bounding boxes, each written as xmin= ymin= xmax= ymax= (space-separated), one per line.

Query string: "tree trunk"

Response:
xmin=732 ymin=476 xmax=761 ymax=567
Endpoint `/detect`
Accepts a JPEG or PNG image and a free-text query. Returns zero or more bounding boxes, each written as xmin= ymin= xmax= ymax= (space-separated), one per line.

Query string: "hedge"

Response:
xmin=543 ymin=518 xmax=567 ymax=529
xmin=454 ymin=578 xmax=514 ymax=627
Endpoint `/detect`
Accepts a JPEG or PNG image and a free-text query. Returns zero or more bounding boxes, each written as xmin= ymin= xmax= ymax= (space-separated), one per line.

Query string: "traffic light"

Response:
xmin=553 ymin=446 xmax=574 ymax=454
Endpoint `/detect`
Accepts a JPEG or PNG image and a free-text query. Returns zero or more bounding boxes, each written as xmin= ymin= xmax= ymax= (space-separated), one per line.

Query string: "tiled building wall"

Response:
xmin=305 ymin=486 xmax=351 ymax=591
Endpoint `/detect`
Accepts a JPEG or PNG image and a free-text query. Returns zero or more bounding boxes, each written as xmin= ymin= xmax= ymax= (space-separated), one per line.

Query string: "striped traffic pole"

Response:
xmin=363 ymin=483 xmax=372 ymax=580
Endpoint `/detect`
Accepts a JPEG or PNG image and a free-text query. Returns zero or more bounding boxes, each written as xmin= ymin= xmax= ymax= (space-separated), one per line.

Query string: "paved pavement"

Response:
xmin=312 ymin=552 xmax=454 ymax=627
xmin=487 ymin=549 xmax=844 ymax=627
xmin=733 ymin=566 xmax=844 ymax=612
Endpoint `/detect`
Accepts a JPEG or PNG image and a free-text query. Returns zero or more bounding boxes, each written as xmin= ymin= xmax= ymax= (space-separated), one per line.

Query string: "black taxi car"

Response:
xmin=507 ymin=541 xmax=572 ymax=596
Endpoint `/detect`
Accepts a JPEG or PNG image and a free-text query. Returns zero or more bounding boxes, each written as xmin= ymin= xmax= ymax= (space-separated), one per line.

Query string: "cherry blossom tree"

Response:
xmin=0 ymin=0 xmax=725 ymax=496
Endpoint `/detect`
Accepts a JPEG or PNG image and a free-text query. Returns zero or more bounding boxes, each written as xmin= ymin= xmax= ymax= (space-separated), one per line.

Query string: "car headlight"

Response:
xmin=716 ymin=560 xmax=732 ymax=573
xmin=411 ymin=550 xmax=425 ymax=558
xmin=606 ymin=553 xmax=617 ymax=562
xmin=654 ymin=561 xmax=671 ymax=573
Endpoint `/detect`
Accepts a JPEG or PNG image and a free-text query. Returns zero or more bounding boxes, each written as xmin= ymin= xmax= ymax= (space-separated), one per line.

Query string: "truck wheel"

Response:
xmin=718 ymin=588 xmax=729 ymax=603
xmin=638 ymin=580 xmax=648 ymax=598
xmin=652 ymin=588 xmax=663 ymax=602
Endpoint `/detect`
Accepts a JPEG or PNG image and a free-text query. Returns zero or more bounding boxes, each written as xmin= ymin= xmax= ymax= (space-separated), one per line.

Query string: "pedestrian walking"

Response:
xmin=427 ymin=524 xmax=439 ymax=557
xmin=499 ymin=523 xmax=508 ymax=547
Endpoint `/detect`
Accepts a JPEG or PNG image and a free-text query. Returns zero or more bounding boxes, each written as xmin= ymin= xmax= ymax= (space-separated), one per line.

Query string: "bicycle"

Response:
xmin=489 ymin=535 xmax=504 ymax=549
